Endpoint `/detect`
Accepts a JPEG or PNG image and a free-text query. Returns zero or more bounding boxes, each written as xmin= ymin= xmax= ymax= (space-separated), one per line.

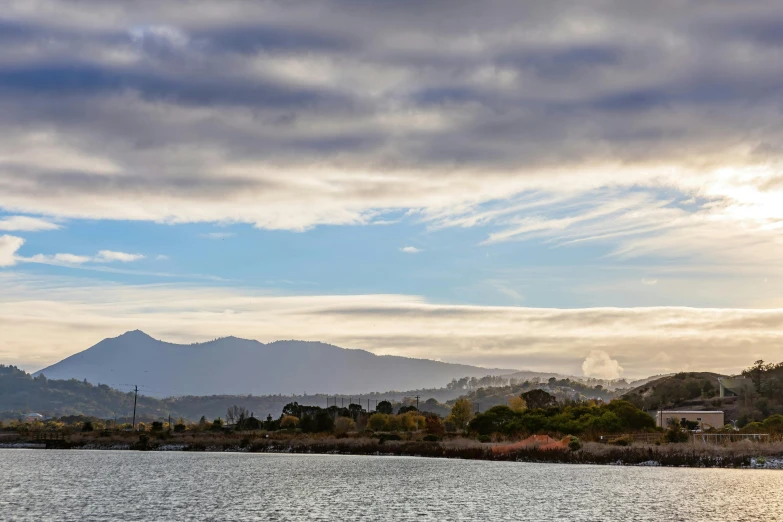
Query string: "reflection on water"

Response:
xmin=1 ymin=450 xmax=782 ymax=521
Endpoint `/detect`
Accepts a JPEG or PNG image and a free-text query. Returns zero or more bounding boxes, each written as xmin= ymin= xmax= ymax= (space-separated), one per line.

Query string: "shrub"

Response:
xmin=664 ymin=426 xmax=690 ymax=443
xmin=334 ymin=417 xmax=356 ymax=434
xmin=567 ymin=436 xmax=582 ymax=452
xmin=609 ymin=435 xmax=633 ymax=446
xmin=423 ymin=434 xmax=440 ymax=442
xmin=378 ymin=433 xmax=402 ymax=444
xmin=477 ymin=434 xmax=491 ymax=443
xmin=81 ymin=421 xmax=94 ymax=432
xmin=280 ymin=415 xmax=300 ymax=429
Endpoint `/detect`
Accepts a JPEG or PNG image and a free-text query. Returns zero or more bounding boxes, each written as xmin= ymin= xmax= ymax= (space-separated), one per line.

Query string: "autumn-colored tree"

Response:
xmin=400 ymin=412 xmax=425 ymax=431
xmin=280 ymin=415 xmax=300 ymax=429
xmin=368 ymin=413 xmax=389 ymax=431
xmin=334 ymin=416 xmax=356 ymax=434
xmin=508 ymin=396 xmax=527 ymax=412
xmin=448 ymin=398 xmax=473 ymax=430
xmin=425 ymin=415 xmax=445 ymax=436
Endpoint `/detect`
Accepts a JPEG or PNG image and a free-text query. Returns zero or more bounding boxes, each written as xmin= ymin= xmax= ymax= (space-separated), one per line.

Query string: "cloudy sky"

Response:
xmin=2 ymin=1 xmax=783 ymax=379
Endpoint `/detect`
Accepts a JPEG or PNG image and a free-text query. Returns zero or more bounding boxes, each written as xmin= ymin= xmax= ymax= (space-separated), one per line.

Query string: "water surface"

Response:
xmin=1 ymin=450 xmax=781 ymax=521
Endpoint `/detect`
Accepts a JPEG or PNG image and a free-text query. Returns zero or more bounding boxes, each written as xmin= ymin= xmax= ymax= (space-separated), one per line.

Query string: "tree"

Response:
xmin=368 ymin=413 xmax=389 ymax=431
xmin=226 ymin=405 xmax=249 ymax=426
xmin=508 ymin=396 xmax=527 ymax=413
xmin=745 ymin=360 xmax=769 ymax=393
xmin=448 ymin=398 xmax=473 ymax=430
xmin=377 ymin=400 xmax=393 ymax=415
xmin=334 ymin=416 xmax=355 ymax=434
xmin=425 ymin=415 xmax=445 ymax=436
xmin=521 ymin=389 xmax=557 ymax=410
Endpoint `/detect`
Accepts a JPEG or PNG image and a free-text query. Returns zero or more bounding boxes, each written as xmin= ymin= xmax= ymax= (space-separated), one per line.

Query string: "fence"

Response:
xmin=691 ymin=433 xmax=770 ymax=445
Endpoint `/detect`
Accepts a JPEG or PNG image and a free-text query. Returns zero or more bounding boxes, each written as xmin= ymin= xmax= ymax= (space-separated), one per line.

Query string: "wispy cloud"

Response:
xmin=95 ymin=250 xmax=145 ymax=263
xmin=199 ymin=232 xmax=236 ymax=240
xmin=2 ymin=273 xmax=782 ymax=376
xmin=24 ymin=250 xmax=145 ymax=266
xmin=400 ymin=246 xmax=422 ymax=253
xmin=0 ymin=216 xmax=61 ymax=232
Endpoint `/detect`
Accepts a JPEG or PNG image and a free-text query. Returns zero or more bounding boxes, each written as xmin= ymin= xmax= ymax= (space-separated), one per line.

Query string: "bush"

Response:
xmin=567 ymin=436 xmax=582 ymax=452
xmin=664 ymin=426 xmax=690 ymax=443
xmin=609 ymin=435 xmax=633 ymax=446
xmin=378 ymin=433 xmax=402 ymax=444
xmin=477 ymin=434 xmax=491 ymax=443
xmin=423 ymin=434 xmax=440 ymax=442
xmin=334 ymin=417 xmax=356 ymax=435
xmin=280 ymin=415 xmax=300 ymax=430
xmin=81 ymin=421 xmax=94 ymax=432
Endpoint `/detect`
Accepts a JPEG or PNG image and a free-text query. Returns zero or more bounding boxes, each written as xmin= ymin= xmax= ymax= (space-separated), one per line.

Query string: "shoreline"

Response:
xmin=2 ymin=438 xmax=782 ymax=470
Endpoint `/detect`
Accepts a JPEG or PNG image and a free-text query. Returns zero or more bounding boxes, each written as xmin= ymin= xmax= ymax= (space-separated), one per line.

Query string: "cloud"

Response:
xmin=0 ymin=235 xmax=25 ymax=267
xmin=199 ymin=232 xmax=235 ymax=240
xmin=2 ymin=272 xmax=783 ymax=376
xmin=641 ymin=278 xmax=658 ymax=286
xmin=400 ymin=246 xmax=422 ymax=253
xmin=95 ymin=250 xmax=145 ymax=262
xmin=24 ymin=250 xmax=144 ymax=266
xmin=581 ymin=350 xmax=624 ymax=380
xmin=0 ymin=1 xmax=782 ymax=272
xmin=0 ymin=216 xmax=61 ymax=232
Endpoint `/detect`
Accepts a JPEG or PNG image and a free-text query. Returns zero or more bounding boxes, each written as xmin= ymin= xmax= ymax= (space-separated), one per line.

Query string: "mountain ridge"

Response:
xmin=34 ymin=330 xmax=519 ymax=397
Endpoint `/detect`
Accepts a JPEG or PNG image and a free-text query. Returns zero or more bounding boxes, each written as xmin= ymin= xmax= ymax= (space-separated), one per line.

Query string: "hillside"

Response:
xmin=1 ymin=365 xmax=460 ymax=421
xmin=34 ymin=331 xmax=517 ymax=397
xmin=621 ymin=372 xmax=725 ymax=411
xmin=0 ymin=365 xmax=170 ymax=421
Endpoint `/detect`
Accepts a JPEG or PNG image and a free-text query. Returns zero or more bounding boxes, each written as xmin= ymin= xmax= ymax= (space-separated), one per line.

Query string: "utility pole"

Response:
xmin=132 ymin=385 xmax=138 ymax=431
xmin=415 ymin=394 xmax=420 ymax=410
xmin=169 ymin=414 xmax=172 ymax=434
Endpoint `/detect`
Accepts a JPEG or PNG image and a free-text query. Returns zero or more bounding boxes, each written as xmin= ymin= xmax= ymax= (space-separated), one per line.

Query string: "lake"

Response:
xmin=1 ymin=450 xmax=781 ymax=521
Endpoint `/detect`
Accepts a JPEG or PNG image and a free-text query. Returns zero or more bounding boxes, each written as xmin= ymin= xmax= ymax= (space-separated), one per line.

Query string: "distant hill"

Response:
xmin=621 ymin=372 xmax=725 ymax=410
xmin=33 ymin=331 xmax=517 ymax=397
xmin=0 ymin=365 xmax=170 ymax=421
xmin=0 ymin=365 xmax=457 ymax=421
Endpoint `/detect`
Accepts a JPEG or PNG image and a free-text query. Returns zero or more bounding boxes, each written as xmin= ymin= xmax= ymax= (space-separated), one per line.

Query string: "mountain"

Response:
xmin=33 ymin=331 xmax=517 ymax=397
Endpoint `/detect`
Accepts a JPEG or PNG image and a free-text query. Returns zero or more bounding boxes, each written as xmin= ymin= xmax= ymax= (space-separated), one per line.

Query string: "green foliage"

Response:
xmin=664 ymin=421 xmax=690 ymax=443
xmin=0 ymin=365 xmax=171 ymax=420
xmin=376 ymin=401 xmax=393 ymax=415
xmin=567 ymin=436 xmax=582 ymax=452
xmin=622 ymin=372 xmax=721 ymax=409
xmin=521 ymin=389 xmax=557 ymax=410
xmin=468 ymin=400 xmax=656 ymax=437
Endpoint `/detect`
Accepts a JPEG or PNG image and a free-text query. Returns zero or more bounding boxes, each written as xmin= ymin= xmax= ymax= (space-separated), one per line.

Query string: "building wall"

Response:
xmin=656 ymin=411 xmax=724 ymax=430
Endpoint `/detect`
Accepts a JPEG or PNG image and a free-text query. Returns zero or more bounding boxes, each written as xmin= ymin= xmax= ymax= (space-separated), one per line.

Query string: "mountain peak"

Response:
xmin=118 ymin=330 xmax=154 ymax=340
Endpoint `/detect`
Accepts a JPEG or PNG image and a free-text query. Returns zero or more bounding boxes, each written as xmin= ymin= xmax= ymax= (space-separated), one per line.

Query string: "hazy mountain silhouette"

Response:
xmin=33 ymin=331 xmax=517 ymax=397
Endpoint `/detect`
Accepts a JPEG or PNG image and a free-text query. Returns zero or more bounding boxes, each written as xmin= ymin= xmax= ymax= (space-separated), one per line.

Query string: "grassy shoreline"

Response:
xmin=2 ymin=433 xmax=782 ymax=469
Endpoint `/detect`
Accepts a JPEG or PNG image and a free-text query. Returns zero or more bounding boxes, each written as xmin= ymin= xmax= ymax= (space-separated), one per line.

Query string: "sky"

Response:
xmin=2 ymin=1 xmax=783 ymax=379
